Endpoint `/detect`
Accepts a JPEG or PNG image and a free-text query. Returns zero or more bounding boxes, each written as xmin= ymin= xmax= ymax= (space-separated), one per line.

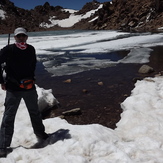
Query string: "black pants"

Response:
xmin=0 ymin=89 xmax=47 ymax=148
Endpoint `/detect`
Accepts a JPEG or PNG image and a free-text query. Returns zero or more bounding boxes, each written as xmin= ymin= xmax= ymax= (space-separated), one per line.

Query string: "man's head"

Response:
xmin=14 ymin=27 xmax=28 ymax=43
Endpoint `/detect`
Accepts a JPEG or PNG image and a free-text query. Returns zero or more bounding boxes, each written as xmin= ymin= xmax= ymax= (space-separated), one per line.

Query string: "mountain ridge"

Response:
xmin=0 ymin=0 xmax=163 ymax=34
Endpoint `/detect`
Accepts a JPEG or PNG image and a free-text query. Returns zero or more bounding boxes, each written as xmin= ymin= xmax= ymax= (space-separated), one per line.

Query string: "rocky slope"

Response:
xmin=0 ymin=0 xmax=163 ymax=34
xmin=92 ymin=0 xmax=163 ymax=31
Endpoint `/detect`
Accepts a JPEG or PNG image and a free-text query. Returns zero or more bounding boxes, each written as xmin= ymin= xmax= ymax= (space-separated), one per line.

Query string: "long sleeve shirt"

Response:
xmin=0 ymin=43 xmax=36 ymax=91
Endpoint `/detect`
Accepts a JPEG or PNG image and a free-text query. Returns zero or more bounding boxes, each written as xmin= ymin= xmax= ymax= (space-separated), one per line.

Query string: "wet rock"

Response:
xmin=98 ymin=81 xmax=104 ymax=86
xmin=63 ymin=79 xmax=72 ymax=83
xmin=82 ymin=89 xmax=88 ymax=93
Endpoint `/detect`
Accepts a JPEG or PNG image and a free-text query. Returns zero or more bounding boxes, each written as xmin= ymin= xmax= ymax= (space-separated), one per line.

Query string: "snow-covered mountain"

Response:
xmin=0 ymin=0 xmax=163 ymax=34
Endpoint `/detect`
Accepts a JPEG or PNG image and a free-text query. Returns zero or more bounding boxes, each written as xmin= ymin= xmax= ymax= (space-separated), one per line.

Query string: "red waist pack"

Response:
xmin=19 ymin=79 xmax=34 ymax=89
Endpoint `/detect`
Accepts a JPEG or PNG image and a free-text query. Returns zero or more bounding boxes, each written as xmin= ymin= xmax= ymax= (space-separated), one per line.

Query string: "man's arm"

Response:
xmin=0 ymin=45 xmax=9 ymax=90
xmin=0 ymin=64 xmax=6 ymax=90
xmin=30 ymin=46 xmax=37 ymax=79
xmin=0 ymin=65 xmax=4 ymax=84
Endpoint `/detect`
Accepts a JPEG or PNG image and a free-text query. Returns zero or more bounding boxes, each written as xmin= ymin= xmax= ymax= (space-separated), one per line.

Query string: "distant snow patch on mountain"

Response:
xmin=40 ymin=4 xmax=103 ymax=28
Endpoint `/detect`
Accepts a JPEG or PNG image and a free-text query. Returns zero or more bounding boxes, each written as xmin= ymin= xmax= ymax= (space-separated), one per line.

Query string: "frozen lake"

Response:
xmin=1 ymin=30 xmax=163 ymax=76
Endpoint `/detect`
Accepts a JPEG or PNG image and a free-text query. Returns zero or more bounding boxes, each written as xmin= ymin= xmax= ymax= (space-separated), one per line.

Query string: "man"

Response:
xmin=0 ymin=27 xmax=49 ymax=157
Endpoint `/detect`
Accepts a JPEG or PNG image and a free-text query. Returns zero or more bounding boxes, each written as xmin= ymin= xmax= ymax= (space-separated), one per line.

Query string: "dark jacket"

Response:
xmin=0 ymin=43 xmax=36 ymax=91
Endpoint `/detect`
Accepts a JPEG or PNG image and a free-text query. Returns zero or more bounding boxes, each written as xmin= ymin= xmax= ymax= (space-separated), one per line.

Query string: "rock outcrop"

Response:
xmin=91 ymin=0 xmax=163 ymax=32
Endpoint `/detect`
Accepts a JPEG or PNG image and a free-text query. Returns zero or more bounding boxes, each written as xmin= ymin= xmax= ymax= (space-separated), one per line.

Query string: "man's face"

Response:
xmin=14 ymin=33 xmax=28 ymax=43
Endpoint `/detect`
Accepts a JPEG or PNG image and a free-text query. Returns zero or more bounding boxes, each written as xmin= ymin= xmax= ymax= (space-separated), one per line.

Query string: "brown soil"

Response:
xmin=35 ymin=46 xmax=163 ymax=129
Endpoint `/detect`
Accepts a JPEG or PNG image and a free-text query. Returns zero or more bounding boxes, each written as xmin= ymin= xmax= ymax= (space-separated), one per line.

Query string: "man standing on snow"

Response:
xmin=0 ymin=27 xmax=49 ymax=157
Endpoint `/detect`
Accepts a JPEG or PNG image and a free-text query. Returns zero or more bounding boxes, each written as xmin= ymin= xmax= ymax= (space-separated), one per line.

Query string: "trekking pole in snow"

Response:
xmin=8 ymin=33 xmax=10 ymax=45
xmin=1 ymin=33 xmax=10 ymax=73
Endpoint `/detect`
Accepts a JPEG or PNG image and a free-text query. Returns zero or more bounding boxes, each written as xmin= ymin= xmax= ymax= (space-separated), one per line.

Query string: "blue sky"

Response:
xmin=10 ymin=0 xmax=111 ymax=10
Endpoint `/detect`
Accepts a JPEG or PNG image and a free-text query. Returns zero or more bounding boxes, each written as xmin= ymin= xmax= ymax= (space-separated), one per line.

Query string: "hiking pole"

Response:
xmin=8 ymin=33 xmax=10 ymax=45
xmin=1 ymin=33 xmax=10 ymax=74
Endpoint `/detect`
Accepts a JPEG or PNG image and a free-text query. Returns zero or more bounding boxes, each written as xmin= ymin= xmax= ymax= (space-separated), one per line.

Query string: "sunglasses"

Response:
xmin=16 ymin=34 xmax=27 ymax=38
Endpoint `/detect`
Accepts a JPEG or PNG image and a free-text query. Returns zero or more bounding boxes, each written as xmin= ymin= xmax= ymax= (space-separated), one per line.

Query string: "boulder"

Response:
xmin=138 ymin=65 xmax=154 ymax=74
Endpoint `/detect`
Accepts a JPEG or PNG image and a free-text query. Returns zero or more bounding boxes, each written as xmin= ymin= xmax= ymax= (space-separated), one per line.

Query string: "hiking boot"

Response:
xmin=0 ymin=147 xmax=13 ymax=158
xmin=7 ymin=147 xmax=13 ymax=154
xmin=0 ymin=148 xmax=7 ymax=158
xmin=31 ymin=135 xmax=49 ymax=149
